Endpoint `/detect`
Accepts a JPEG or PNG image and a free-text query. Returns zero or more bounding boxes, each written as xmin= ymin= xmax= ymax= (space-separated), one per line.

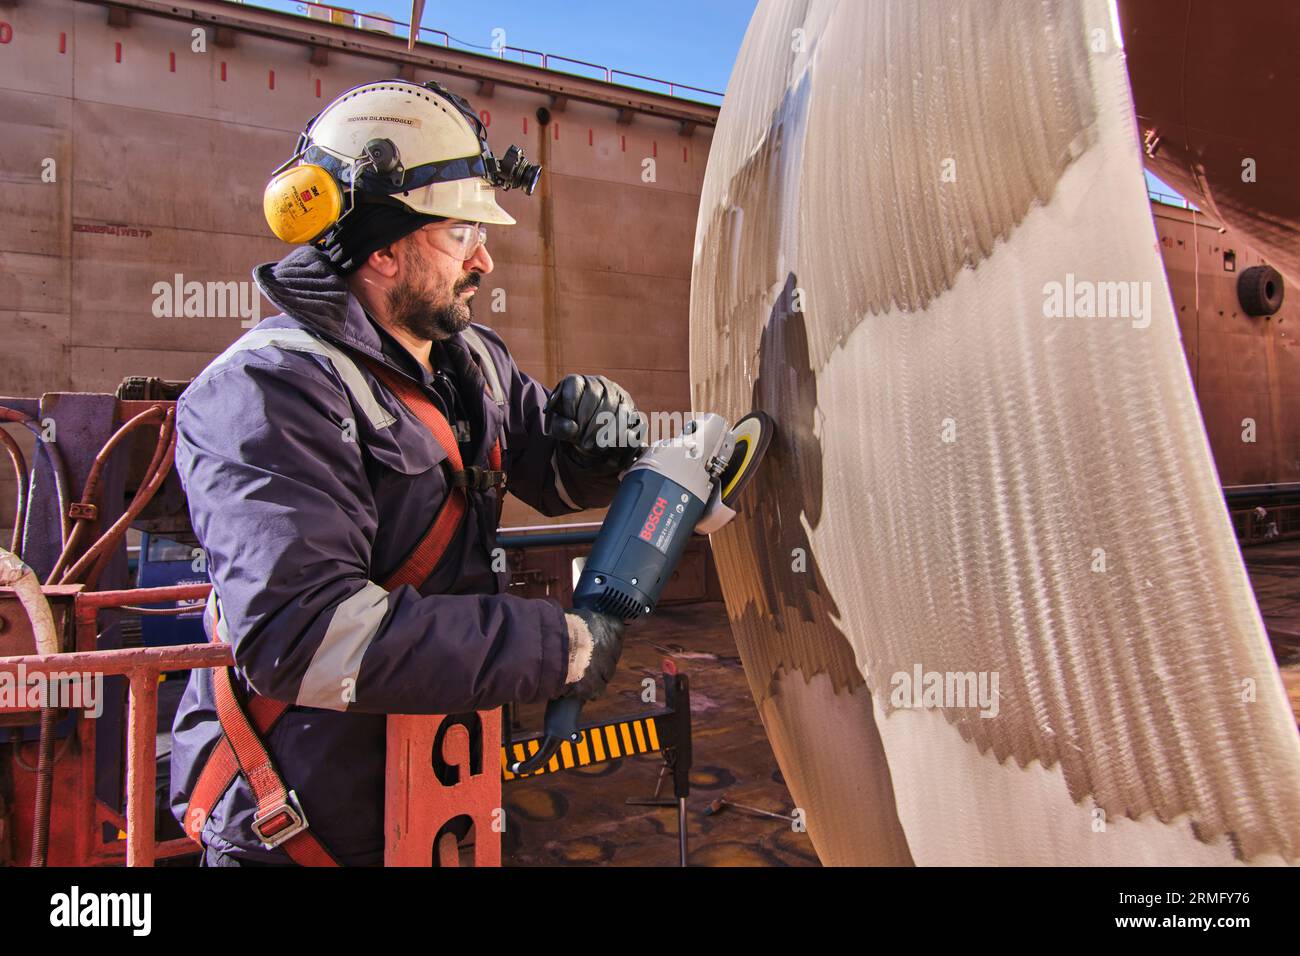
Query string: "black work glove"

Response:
xmin=544 ymin=374 xmax=647 ymax=476
xmin=562 ymin=607 xmax=627 ymax=701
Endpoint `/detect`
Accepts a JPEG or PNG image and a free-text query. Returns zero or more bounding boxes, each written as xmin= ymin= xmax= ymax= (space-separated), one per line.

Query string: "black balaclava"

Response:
xmin=321 ymin=200 xmax=445 ymax=274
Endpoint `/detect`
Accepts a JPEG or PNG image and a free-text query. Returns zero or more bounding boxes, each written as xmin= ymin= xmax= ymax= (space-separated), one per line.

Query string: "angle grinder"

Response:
xmin=510 ymin=410 xmax=774 ymax=775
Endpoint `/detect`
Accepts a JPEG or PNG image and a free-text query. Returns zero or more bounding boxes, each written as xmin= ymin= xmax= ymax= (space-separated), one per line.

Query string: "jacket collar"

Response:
xmin=252 ymin=245 xmax=479 ymax=392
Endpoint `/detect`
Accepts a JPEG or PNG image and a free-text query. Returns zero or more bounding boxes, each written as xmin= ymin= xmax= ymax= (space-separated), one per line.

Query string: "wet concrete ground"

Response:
xmin=504 ymin=541 xmax=1300 ymax=867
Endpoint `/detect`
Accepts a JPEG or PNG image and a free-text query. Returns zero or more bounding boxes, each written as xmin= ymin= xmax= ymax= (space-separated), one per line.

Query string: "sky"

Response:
xmin=245 ymin=0 xmax=759 ymax=100
xmin=243 ymin=1 xmax=1187 ymax=202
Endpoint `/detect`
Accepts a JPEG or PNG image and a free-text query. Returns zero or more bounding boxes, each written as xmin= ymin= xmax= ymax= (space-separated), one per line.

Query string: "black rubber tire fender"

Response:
xmin=1237 ymin=264 xmax=1285 ymax=316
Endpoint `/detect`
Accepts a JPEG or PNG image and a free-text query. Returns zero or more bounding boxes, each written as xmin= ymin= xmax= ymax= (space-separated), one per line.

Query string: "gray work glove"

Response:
xmin=544 ymin=374 xmax=647 ymax=476
xmin=562 ymin=607 xmax=627 ymax=701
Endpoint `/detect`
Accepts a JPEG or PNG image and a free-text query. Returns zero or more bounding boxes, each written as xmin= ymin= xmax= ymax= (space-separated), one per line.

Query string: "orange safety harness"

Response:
xmin=185 ymin=354 xmax=505 ymax=866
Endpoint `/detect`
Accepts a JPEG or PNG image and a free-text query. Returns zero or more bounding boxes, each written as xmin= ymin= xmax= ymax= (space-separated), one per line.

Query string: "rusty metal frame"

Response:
xmin=0 ymin=582 xmax=224 ymax=866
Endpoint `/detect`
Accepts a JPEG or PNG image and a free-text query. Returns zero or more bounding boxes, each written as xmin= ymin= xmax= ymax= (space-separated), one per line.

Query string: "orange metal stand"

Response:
xmin=384 ymin=709 xmax=503 ymax=867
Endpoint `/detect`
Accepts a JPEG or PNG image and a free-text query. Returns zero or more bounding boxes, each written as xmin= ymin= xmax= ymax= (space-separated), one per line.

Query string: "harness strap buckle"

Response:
xmin=452 ymin=466 xmax=507 ymax=492
xmin=251 ymin=789 xmax=310 ymax=850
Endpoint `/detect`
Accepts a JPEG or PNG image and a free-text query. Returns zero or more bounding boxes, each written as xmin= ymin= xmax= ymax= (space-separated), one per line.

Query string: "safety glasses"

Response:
xmin=422 ymin=222 xmax=488 ymax=261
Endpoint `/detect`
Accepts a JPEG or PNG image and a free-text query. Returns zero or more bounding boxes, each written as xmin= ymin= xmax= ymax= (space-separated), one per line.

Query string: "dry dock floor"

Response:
xmin=505 ymin=542 xmax=1300 ymax=866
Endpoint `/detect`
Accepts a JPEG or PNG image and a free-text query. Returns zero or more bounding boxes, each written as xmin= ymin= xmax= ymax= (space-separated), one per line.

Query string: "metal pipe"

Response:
xmin=678 ymin=796 xmax=688 ymax=867
xmin=0 ymin=425 xmax=28 ymax=555
xmin=497 ymin=527 xmax=709 ymax=549
xmin=48 ymin=404 xmax=167 ymax=584
xmin=60 ymin=407 xmax=176 ymax=587
xmin=0 ymin=546 xmax=61 ymax=866
xmin=116 ymin=603 xmax=204 ymax=616
xmin=499 ymin=521 xmax=602 ymax=533
xmin=82 ymin=414 xmax=177 ymax=590
xmin=497 ymin=529 xmax=600 ymax=549
xmin=1224 ymin=482 xmax=1300 ymax=501
xmin=417 ymin=28 xmax=450 ymax=47
xmin=74 ymin=405 xmax=165 ymax=506
xmin=126 ymin=671 xmax=158 ymax=867
xmin=0 ymin=407 xmax=72 ymax=551
xmin=74 ymin=582 xmax=211 ymax=612
xmin=0 ymin=549 xmax=60 ymax=657
xmin=0 ymin=642 xmax=231 ymax=680
xmin=547 ymin=53 xmax=612 ymax=82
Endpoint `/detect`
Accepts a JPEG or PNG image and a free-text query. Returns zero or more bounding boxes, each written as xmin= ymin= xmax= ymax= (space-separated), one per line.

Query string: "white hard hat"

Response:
xmin=293 ymin=80 xmax=540 ymax=228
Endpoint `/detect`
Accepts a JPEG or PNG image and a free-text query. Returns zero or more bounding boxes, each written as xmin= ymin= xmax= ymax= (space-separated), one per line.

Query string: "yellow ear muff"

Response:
xmin=262 ymin=163 xmax=344 ymax=244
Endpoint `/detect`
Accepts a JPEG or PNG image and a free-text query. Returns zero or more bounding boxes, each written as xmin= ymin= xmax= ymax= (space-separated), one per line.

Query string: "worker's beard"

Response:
xmin=386 ymin=246 xmax=480 ymax=341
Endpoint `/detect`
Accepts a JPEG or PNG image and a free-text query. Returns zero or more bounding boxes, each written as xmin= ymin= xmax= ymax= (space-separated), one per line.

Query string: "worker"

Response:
xmin=168 ymin=80 xmax=644 ymax=866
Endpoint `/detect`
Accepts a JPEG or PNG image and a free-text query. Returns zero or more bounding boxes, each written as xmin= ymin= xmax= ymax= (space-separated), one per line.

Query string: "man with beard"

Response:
xmin=168 ymin=80 xmax=642 ymax=866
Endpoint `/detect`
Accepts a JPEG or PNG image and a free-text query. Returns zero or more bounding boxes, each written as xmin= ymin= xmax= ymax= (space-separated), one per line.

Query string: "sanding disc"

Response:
xmin=718 ymin=411 xmax=775 ymax=507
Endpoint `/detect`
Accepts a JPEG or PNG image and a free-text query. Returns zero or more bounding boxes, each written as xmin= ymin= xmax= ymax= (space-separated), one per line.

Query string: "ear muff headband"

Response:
xmin=264 ymin=78 xmax=538 ymax=244
xmin=302 ymin=144 xmax=490 ymax=195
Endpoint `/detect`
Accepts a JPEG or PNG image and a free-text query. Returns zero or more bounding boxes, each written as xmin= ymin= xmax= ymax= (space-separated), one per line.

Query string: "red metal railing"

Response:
xmin=1233 ymin=503 xmax=1300 ymax=545
xmin=611 ymin=69 xmax=723 ymax=102
xmin=291 ymin=1 xmax=725 ymax=101
xmin=1148 ymin=188 xmax=1197 ymax=210
xmin=1 ymin=582 xmax=226 ymax=866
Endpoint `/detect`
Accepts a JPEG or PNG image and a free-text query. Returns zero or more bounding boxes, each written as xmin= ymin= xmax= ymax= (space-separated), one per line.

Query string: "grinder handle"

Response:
xmin=509 ymin=696 xmax=583 ymax=775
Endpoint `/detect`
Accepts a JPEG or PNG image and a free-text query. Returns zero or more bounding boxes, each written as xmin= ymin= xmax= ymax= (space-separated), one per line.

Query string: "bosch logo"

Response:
xmin=639 ymin=496 xmax=668 ymax=542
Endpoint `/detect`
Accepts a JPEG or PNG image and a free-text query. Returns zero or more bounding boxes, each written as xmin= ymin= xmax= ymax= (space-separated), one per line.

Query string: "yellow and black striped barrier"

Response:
xmin=501 ymin=669 xmax=695 ymax=863
xmin=502 ymin=715 xmax=663 ymax=781
xmin=502 ymin=668 xmax=692 ymax=783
